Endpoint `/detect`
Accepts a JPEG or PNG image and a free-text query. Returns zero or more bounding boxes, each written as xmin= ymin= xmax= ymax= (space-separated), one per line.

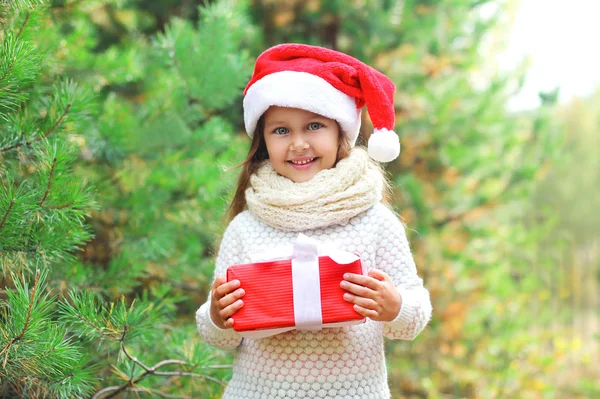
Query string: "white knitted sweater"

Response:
xmin=196 ymin=203 xmax=432 ymax=399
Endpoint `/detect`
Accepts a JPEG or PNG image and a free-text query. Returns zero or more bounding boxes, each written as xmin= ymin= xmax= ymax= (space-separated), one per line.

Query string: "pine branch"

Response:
xmin=71 ymin=311 xmax=107 ymax=337
xmin=45 ymin=102 xmax=71 ymax=138
xmin=0 ymin=102 xmax=72 ymax=153
xmin=0 ymin=141 xmax=22 ymax=152
xmin=0 ymin=269 xmax=40 ymax=368
xmin=93 ymin=337 xmax=228 ymax=399
xmin=41 ymin=199 xmax=75 ymax=210
xmin=120 ymin=341 xmax=228 ymax=385
xmin=0 ymin=198 xmax=15 ymax=235
xmin=93 ymin=386 xmax=194 ymax=399
xmin=0 ymin=49 xmax=16 ymax=85
xmin=38 ymin=157 xmax=56 ymax=206
xmin=0 ymin=245 xmax=38 ymax=254
xmin=16 ymin=269 xmax=39 ymax=340
xmin=16 ymin=12 xmax=30 ymax=40
xmin=0 ymin=131 xmax=27 ymax=152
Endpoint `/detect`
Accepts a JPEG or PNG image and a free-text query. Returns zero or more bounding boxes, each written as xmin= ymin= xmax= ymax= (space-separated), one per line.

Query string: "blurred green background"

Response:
xmin=1 ymin=0 xmax=598 ymax=398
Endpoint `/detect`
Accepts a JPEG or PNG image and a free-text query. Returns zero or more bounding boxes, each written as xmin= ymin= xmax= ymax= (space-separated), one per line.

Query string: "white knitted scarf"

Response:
xmin=245 ymin=148 xmax=384 ymax=232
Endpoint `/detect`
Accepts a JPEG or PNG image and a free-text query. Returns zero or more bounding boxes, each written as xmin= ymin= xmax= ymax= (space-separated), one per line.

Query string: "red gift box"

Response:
xmin=226 ymin=236 xmax=365 ymax=338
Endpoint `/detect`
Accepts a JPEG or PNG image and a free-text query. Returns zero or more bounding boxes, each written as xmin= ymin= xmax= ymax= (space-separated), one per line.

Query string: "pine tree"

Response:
xmin=2 ymin=0 xmax=258 ymax=397
xmin=1 ymin=1 xmax=98 ymax=397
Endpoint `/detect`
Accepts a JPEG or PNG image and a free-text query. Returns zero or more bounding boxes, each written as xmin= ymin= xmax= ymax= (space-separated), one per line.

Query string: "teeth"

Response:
xmin=291 ymin=158 xmax=315 ymax=165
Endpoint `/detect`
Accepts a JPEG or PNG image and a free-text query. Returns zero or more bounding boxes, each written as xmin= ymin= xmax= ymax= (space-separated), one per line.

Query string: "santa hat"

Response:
xmin=243 ymin=43 xmax=400 ymax=162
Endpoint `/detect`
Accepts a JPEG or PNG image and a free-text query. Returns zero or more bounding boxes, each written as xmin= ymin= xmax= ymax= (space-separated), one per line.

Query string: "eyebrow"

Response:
xmin=265 ymin=120 xmax=289 ymax=127
xmin=265 ymin=115 xmax=328 ymax=128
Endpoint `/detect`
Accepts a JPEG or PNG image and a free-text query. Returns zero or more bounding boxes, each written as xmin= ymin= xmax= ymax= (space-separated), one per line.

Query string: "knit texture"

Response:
xmin=196 ymin=204 xmax=432 ymax=399
xmin=245 ymin=149 xmax=383 ymax=232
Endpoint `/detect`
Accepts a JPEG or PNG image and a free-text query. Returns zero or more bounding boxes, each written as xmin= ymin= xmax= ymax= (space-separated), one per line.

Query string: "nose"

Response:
xmin=289 ymin=132 xmax=309 ymax=152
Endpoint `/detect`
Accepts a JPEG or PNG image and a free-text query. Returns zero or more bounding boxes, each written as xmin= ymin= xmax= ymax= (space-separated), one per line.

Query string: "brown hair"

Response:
xmin=226 ymin=116 xmax=269 ymax=223
xmin=225 ymin=117 xmax=389 ymax=223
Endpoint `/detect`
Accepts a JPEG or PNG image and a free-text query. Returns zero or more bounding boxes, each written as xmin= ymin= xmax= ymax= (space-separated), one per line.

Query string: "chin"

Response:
xmin=283 ymin=168 xmax=318 ymax=183
xmin=291 ymin=174 xmax=316 ymax=183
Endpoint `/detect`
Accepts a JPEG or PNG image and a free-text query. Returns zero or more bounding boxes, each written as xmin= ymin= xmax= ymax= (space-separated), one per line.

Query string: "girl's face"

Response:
xmin=263 ymin=106 xmax=340 ymax=183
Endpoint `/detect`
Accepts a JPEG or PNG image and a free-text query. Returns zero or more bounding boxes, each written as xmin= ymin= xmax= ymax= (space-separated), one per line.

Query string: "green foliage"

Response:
xmin=68 ymin=0 xmax=256 ymax=306
xmin=1 ymin=84 xmax=96 ymax=270
xmin=0 ymin=270 xmax=96 ymax=399
xmin=533 ymin=90 xmax=600 ymax=243
xmin=1 ymin=0 xmax=251 ymax=397
xmin=0 ymin=34 xmax=41 ymax=117
xmin=0 ymin=1 xmax=99 ymax=396
xmin=527 ymin=89 xmax=600 ymax=397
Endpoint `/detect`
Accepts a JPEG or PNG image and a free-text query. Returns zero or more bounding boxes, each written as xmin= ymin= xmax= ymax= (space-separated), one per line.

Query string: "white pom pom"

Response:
xmin=367 ymin=128 xmax=400 ymax=162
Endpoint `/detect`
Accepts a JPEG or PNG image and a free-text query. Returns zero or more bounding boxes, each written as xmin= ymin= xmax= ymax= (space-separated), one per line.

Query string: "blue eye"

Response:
xmin=307 ymin=122 xmax=323 ymax=130
xmin=274 ymin=127 xmax=289 ymax=135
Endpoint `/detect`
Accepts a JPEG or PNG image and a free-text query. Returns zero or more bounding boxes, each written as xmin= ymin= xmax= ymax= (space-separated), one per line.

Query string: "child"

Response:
xmin=196 ymin=43 xmax=432 ymax=399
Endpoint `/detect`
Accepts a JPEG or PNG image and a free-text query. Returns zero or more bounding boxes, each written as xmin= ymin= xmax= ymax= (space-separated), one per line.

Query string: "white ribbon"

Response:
xmin=249 ymin=234 xmax=360 ymax=264
xmin=239 ymin=234 xmax=364 ymax=339
xmin=292 ymin=234 xmax=322 ymax=330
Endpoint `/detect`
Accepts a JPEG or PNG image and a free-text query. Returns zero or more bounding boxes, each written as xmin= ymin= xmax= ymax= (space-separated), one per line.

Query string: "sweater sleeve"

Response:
xmin=195 ymin=216 xmax=244 ymax=350
xmin=373 ymin=204 xmax=432 ymax=340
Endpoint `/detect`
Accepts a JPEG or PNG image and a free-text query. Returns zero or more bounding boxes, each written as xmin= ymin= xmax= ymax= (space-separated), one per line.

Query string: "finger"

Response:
xmin=340 ymin=280 xmax=375 ymax=298
xmin=352 ymin=304 xmax=378 ymax=319
xmin=213 ymin=279 xmax=241 ymax=299
xmin=212 ymin=275 xmax=226 ymax=289
xmin=219 ymin=288 xmax=245 ymax=308
xmin=343 ymin=273 xmax=381 ymax=291
xmin=223 ymin=318 xmax=235 ymax=329
xmin=220 ymin=299 xmax=244 ymax=320
xmin=367 ymin=268 xmax=390 ymax=282
xmin=343 ymin=292 xmax=378 ymax=310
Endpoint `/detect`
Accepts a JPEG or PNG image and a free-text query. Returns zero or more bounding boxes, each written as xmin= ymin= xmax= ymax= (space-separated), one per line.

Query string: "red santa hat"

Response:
xmin=243 ymin=43 xmax=400 ymax=162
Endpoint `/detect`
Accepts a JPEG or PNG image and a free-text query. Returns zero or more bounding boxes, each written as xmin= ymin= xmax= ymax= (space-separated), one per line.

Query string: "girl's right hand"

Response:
xmin=209 ymin=276 xmax=245 ymax=329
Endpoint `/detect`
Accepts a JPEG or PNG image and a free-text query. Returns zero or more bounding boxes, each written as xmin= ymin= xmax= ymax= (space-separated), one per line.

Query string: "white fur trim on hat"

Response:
xmin=243 ymin=71 xmax=362 ymax=144
xmin=368 ymin=128 xmax=400 ymax=162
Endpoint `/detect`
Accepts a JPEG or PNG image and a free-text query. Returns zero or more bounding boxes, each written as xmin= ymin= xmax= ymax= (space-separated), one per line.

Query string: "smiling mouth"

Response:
xmin=288 ymin=157 xmax=318 ymax=165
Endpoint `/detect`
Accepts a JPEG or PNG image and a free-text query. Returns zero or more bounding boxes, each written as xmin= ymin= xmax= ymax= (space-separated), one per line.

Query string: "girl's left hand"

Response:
xmin=340 ymin=269 xmax=402 ymax=322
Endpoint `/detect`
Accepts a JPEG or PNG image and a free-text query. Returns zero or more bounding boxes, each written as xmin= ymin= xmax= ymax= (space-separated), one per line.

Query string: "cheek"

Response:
xmin=324 ymin=150 xmax=338 ymax=168
xmin=265 ymin=138 xmax=287 ymax=160
xmin=323 ymin=133 xmax=340 ymax=162
xmin=263 ymin=135 xmax=275 ymax=154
